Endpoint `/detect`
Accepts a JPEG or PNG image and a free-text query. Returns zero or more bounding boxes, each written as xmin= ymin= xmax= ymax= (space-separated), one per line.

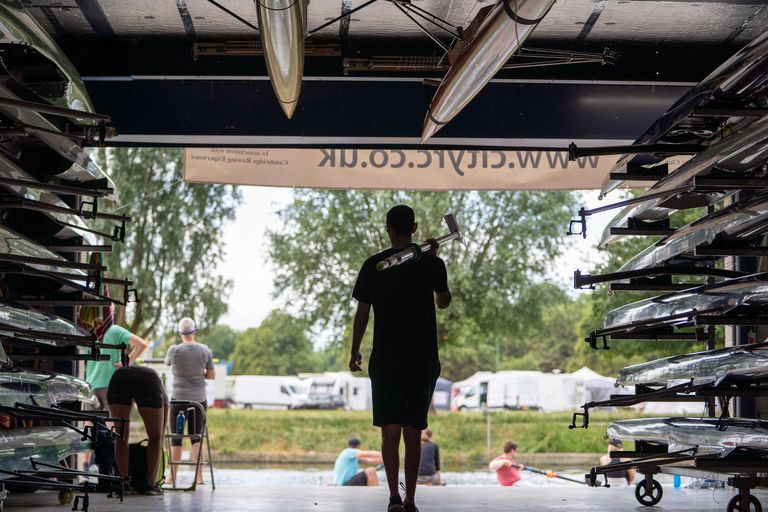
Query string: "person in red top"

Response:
xmin=489 ymin=440 xmax=525 ymax=486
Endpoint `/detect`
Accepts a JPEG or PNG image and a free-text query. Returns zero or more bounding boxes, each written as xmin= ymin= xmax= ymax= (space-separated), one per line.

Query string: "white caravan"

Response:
xmin=232 ymin=375 xmax=308 ymax=410
xmin=455 ymin=371 xmax=541 ymax=411
xmin=304 ymin=372 xmax=372 ymax=411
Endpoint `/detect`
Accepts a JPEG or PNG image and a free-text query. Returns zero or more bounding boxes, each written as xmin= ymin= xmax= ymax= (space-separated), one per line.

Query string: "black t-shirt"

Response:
xmin=352 ymin=248 xmax=449 ymax=369
xmin=419 ymin=441 xmax=441 ymax=475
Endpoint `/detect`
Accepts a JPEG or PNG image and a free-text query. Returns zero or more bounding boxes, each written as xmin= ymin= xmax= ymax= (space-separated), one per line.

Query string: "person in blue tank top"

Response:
xmin=333 ymin=437 xmax=383 ymax=486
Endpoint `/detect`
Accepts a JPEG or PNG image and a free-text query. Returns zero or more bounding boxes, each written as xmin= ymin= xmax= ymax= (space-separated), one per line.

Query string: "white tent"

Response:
xmin=537 ymin=372 xmax=587 ymax=412
xmin=572 ymin=366 xmax=633 ymax=403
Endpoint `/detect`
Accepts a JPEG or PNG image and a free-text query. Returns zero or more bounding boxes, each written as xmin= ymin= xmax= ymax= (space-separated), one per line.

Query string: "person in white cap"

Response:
xmin=164 ymin=317 xmax=215 ymax=485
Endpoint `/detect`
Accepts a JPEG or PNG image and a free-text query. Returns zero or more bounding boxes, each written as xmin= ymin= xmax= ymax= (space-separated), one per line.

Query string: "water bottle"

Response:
xmin=176 ymin=411 xmax=186 ymax=435
xmin=674 ymin=474 xmax=681 ymax=488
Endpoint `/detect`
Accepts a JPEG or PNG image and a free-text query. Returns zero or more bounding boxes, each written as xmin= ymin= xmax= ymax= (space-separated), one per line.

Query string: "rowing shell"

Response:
xmin=600 ymin=29 xmax=768 ymax=198
xmin=0 ymin=366 xmax=93 ymax=408
xmin=0 ymin=152 xmax=94 ymax=243
xmin=617 ymin=341 xmax=768 ymax=386
xmin=0 ymin=84 xmax=116 ymax=198
xmin=0 ymin=426 xmax=91 ymax=479
xmin=602 ymin=273 xmax=768 ymax=330
xmin=0 ymin=0 xmax=96 ymax=122
xmin=0 ymin=299 xmax=91 ymax=349
xmin=606 ymin=417 xmax=768 ymax=457
xmin=618 ymin=189 xmax=768 ymax=272
xmin=599 ymin=112 xmax=768 ymax=249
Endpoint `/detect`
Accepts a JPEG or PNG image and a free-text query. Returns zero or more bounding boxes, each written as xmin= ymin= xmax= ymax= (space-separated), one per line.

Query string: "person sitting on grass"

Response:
xmin=333 ymin=437 xmax=383 ymax=486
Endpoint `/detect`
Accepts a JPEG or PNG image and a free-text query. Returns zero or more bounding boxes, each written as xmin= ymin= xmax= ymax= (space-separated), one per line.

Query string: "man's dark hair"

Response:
xmin=503 ymin=440 xmax=518 ymax=453
xmin=387 ymin=205 xmax=415 ymax=237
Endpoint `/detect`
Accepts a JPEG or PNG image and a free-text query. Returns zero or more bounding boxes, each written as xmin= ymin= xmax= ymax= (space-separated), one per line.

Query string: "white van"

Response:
xmin=232 ymin=375 xmax=308 ymax=410
xmin=455 ymin=371 xmax=541 ymax=411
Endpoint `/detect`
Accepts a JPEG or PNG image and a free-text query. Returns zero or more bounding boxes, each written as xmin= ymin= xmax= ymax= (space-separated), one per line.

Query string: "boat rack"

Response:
xmin=587 ymin=444 xmax=768 ymax=511
xmin=573 ymin=268 xmax=748 ymax=291
xmin=0 ymin=458 xmax=127 ymax=512
xmin=573 ymin=377 xmax=768 ymax=511
xmin=584 ymin=307 xmax=723 ymax=350
xmin=0 ymin=404 xmax=127 ymax=442
xmin=570 ymin=378 xmax=768 ymax=430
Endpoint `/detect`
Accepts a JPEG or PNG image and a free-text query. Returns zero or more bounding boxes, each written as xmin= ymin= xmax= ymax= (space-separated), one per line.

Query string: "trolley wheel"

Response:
xmin=57 ymin=489 xmax=74 ymax=505
xmin=635 ymin=479 xmax=663 ymax=507
xmin=728 ymin=494 xmax=762 ymax=512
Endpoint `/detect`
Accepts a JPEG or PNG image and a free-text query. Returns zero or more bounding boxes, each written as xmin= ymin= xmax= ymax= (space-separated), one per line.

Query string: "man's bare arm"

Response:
xmin=356 ymin=450 xmax=383 ymax=465
xmin=349 ymin=302 xmax=370 ymax=372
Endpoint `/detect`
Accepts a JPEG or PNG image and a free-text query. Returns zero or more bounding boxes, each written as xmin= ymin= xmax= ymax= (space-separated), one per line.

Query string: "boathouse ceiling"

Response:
xmin=23 ymin=0 xmax=768 ymax=149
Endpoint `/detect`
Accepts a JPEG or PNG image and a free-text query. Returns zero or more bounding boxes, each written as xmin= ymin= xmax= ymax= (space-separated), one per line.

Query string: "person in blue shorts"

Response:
xmin=333 ymin=437 xmax=383 ymax=486
xmin=349 ymin=205 xmax=452 ymax=512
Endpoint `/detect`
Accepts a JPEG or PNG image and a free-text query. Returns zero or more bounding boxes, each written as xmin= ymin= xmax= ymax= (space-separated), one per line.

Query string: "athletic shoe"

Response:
xmin=387 ymin=493 xmax=404 ymax=512
xmin=122 ymin=482 xmax=138 ymax=496
xmin=144 ymin=484 xmax=164 ymax=496
xmin=404 ymin=504 xmax=419 ymax=512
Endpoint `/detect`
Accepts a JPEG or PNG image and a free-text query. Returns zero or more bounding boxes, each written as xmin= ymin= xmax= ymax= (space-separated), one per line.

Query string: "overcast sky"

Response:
xmin=217 ymin=188 xmax=612 ymax=332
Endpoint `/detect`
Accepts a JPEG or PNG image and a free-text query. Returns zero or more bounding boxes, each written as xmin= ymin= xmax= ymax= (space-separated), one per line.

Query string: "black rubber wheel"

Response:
xmin=635 ymin=479 xmax=663 ymax=507
xmin=58 ymin=489 xmax=74 ymax=505
xmin=728 ymin=494 xmax=762 ymax=512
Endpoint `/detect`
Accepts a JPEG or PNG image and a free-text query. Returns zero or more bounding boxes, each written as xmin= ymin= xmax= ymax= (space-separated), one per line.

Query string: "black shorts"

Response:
xmin=370 ymin=360 xmax=440 ymax=430
xmin=344 ymin=471 xmax=368 ymax=486
xmin=170 ymin=400 xmax=208 ymax=446
xmin=106 ymin=366 xmax=167 ymax=409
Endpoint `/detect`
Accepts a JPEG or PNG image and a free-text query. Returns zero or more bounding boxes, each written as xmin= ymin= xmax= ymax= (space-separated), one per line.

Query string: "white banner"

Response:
xmin=183 ymin=147 xmax=686 ymax=191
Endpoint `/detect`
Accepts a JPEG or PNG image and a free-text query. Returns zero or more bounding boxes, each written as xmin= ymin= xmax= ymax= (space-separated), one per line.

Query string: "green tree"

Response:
xmin=229 ymin=311 xmax=315 ymax=375
xmin=199 ymin=324 xmax=237 ymax=361
xmin=268 ymin=190 xmax=580 ymax=360
xmin=92 ymin=148 xmax=242 ymax=339
xmin=437 ymin=284 xmax=588 ymax=380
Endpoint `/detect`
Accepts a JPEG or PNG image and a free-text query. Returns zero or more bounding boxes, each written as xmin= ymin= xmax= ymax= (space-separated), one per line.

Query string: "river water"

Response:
xmin=168 ymin=463 xmax=676 ymax=488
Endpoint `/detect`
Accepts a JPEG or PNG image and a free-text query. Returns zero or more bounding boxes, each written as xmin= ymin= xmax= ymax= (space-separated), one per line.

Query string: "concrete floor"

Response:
xmin=3 ymin=484 xmax=768 ymax=512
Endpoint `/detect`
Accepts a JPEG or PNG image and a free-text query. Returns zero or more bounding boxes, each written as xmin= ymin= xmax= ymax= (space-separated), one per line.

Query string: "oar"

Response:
xmin=376 ymin=214 xmax=465 ymax=271
xmin=520 ymin=465 xmax=586 ymax=485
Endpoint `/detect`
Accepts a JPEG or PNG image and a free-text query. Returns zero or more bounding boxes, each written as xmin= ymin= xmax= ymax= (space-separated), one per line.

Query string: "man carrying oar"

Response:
xmin=350 ymin=205 xmax=453 ymax=512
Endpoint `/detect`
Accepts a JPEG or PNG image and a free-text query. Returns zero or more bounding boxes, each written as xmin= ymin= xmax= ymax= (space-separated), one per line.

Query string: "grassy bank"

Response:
xmin=200 ymin=409 xmax=642 ymax=465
